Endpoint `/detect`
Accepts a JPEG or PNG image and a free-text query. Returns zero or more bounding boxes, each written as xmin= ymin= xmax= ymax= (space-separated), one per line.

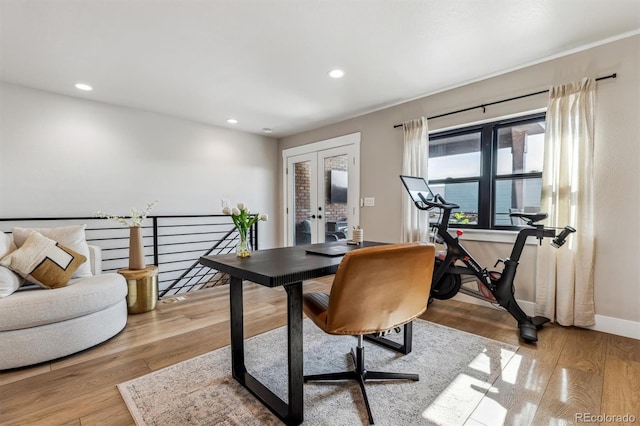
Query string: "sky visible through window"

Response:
xmin=429 ymin=133 xmax=544 ymax=180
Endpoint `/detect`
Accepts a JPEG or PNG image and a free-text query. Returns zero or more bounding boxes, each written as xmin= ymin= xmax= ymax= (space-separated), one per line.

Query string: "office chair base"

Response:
xmin=304 ymin=342 xmax=419 ymax=425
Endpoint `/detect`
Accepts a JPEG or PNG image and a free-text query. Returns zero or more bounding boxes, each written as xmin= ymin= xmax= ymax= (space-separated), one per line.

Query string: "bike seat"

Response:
xmin=509 ymin=212 xmax=548 ymax=224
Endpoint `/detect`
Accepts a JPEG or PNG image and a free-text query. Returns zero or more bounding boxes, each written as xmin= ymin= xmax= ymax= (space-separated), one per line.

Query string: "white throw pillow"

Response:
xmin=1 ymin=231 xmax=17 ymax=258
xmin=0 ymin=231 xmax=87 ymax=289
xmin=0 ymin=265 xmax=22 ymax=298
xmin=12 ymin=225 xmax=92 ymax=278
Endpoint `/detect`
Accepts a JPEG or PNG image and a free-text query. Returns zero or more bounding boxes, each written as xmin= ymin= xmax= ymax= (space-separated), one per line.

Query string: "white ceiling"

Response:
xmin=1 ymin=0 xmax=639 ymax=138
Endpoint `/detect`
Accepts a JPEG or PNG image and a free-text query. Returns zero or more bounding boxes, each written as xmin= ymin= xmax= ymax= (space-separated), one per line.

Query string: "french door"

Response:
xmin=283 ymin=134 xmax=360 ymax=246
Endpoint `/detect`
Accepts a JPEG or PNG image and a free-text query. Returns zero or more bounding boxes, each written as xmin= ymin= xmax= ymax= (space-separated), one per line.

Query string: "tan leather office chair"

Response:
xmin=303 ymin=242 xmax=436 ymax=424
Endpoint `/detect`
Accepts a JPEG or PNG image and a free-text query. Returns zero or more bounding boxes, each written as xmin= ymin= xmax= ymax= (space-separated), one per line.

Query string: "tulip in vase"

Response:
xmin=223 ymin=203 xmax=268 ymax=257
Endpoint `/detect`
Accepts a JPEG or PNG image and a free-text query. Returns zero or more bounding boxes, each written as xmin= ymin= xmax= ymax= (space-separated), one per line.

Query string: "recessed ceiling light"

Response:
xmin=226 ymin=118 xmax=238 ymax=124
xmin=328 ymin=69 xmax=345 ymax=79
xmin=262 ymin=128 xmax=273 ymax=134
xmin=74 ymin=83 xmax=93 ymax=91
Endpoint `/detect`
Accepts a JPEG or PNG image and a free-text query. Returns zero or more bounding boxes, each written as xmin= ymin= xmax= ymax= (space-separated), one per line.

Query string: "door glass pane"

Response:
xmin=428 ymin=132 xmax=481 ymax=180
xmin=293 ymin=161 xmax=312 ymax=245
xmin=496 ymin=120 xmax=545 ymax=175
xmin=494 ymin=178 xmax=543 ymax=226
xmin=323 ymin=154 xmax=349 ymax=241
xmin=429 ymin=181 xmax=479 ymax=225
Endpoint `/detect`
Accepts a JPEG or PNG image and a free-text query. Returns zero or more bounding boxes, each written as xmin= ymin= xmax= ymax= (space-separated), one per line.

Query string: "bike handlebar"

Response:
xmin=417 ymin=192 xmax=460 ymax=210
xmin=551 ymin=226 xmax=576 ymax=248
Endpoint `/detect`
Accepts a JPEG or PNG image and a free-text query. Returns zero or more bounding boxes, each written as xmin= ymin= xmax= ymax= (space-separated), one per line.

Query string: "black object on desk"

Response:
xmin=305 ymin=243 xmax=360 ymax=257
xmin=199 ymin=241 xmax=412 ymax=425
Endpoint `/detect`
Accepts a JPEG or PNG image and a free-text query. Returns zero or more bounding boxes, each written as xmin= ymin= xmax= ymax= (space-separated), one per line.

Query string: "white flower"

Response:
xmin=94 ymin=201 xmax=158 ymax=227
xmin=222 ymin=201 xmax=268 ymax=238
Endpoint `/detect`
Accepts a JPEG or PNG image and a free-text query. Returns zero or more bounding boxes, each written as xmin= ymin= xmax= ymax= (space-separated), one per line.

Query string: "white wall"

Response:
xmin=279 ymin=35 xmax=640 ymax=334
xmin=0 ymin=83 xmax=279 ymax=248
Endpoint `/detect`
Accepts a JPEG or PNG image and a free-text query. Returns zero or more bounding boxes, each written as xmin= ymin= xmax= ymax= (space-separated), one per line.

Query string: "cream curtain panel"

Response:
xmin=401 ymin=117 xmax=429 ymax=242
xmin=535 ymin=78 xmax=596 ymax=327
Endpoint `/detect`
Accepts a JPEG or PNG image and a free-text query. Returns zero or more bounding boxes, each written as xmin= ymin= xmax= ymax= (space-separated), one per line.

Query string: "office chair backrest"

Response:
xmin=326 ymin=243 xmax=435 ymax=335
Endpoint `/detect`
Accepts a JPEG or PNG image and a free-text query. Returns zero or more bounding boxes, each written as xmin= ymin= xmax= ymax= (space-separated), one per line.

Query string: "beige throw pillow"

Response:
xmin=0 ymin=231 xmax=87 ymax=289
xmin=12 ymin=225 xmax=92 ymax=278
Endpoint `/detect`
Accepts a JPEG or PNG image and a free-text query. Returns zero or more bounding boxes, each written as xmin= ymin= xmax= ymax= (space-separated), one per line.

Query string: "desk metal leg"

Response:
xmin=228 ymin=277 xmax=304 ymax=425
xmin=364 ymin=322 xmax=413 ymax=354
xmin=285 ymin=282 xmax=304 ymax=425
xmin=229 ymin=276 xmax=246 ymax=377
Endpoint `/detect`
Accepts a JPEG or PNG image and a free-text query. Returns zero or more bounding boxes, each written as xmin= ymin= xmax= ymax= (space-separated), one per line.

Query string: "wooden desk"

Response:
xmin=199 ymin=241 xmax=412 ymax=425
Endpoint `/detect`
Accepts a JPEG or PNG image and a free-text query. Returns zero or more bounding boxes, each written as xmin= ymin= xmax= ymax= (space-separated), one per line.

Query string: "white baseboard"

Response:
xmin=586 ymin=315 xmax=640 ymax=340
xmin=451 ymin=294 xmax=640 ymax=340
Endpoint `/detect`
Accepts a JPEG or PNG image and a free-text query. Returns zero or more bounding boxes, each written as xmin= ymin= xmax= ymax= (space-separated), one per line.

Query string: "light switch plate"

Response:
xmin=364 ymin=197 xmax=375 ymax=207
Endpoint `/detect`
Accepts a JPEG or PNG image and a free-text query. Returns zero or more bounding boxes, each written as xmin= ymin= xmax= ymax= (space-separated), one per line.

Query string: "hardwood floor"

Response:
xmin=1 ymin=277 xmax=638 ymax=425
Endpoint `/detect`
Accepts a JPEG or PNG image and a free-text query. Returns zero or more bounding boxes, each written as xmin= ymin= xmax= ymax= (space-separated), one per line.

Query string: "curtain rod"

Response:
xmin=393 ymin=73 xmax=617 ymax=128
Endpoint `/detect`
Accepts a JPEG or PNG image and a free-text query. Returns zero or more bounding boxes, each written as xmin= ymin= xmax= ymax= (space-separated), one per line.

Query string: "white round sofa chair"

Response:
xmin=0 ymin=226 xmax=128 ymax=370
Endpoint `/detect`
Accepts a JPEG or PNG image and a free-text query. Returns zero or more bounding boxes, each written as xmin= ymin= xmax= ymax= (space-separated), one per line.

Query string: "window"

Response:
xmin=427 ymin=113 xmax=545 ymax=229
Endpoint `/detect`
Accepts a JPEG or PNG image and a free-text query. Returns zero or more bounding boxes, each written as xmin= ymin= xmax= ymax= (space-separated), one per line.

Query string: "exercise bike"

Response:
xmin=400 ymin=175 xmax=576 ymax=343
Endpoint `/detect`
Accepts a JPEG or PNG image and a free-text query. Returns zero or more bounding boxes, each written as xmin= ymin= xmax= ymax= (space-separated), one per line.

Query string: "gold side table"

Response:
xmin=118 ymin=265 xmax=159 ymax=314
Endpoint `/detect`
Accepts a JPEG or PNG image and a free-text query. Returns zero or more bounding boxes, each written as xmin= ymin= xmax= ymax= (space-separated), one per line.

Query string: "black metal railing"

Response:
xmin=0 ymin=215 xmax=259 ymax=297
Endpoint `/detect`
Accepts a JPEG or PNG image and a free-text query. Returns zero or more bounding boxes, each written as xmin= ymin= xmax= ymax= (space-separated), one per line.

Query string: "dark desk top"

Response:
xmin=199 ymin=241 xmax=382 ymax=287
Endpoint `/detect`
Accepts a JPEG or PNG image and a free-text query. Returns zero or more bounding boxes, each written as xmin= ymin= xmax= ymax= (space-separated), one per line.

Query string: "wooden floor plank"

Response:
xmin=556 ymin=326 xmax=608 ymax=375
xmin=469 ymin=354 xmax=556 ymax=426
xmin=601 ymin=356 xmax=640 ymax=423
xmin=606 ymin=332 xmax=640 ymax=363
xmin=0 ymin=362 xmax=51 ymax=387
xmin=531 ymin=365 xmax=603 ymax=424
xmin=0 ymin=359 xmax=150 ymax=424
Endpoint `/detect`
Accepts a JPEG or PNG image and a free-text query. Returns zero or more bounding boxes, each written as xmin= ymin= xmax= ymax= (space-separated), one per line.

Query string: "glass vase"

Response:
xmin=236 ymin=232 xmax=252 ymax=258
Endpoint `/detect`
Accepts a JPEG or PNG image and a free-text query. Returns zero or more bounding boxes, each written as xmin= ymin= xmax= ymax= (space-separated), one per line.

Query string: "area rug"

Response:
xmin=118 ymin=319 xmax=518 ymax=425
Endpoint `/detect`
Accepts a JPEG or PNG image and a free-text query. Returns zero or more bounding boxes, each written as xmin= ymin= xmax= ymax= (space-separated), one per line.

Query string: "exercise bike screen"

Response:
xmin=400 ymin=175 xmax=434 ymax=203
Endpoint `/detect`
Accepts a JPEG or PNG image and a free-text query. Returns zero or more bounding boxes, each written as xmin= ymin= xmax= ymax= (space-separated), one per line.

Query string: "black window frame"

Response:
xmin=428 ymin=112 xmax=546 ymax=230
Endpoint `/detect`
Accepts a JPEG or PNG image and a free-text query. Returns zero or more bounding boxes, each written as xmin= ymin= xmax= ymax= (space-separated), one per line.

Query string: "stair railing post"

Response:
xmin=152 ymin=216 xmax=159 ymax=266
